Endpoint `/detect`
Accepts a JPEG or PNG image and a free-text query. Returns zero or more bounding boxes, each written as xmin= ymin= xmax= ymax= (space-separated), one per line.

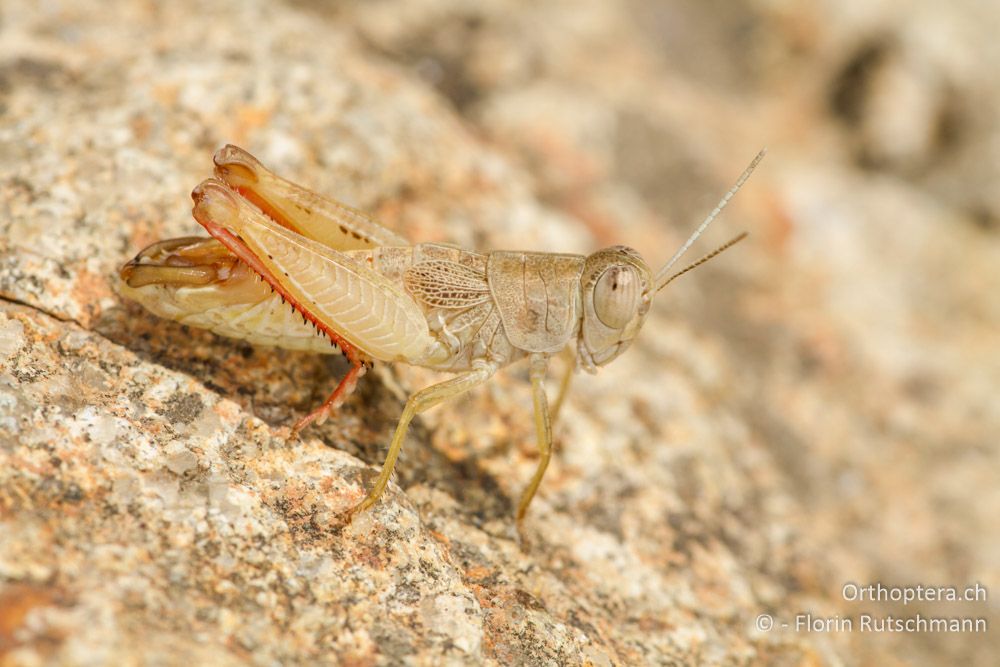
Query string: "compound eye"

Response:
xmin=593 ymin=265 xmax=640 ymax=329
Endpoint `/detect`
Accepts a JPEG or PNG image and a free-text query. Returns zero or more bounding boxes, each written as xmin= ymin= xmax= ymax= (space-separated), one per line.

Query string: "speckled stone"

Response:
xmin=1 ymin=0 xmax=997 ymax=665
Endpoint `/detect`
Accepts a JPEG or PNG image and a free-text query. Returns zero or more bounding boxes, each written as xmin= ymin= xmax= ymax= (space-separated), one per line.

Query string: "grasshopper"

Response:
xmin=119 ymin=145 xmax=763 ymax=523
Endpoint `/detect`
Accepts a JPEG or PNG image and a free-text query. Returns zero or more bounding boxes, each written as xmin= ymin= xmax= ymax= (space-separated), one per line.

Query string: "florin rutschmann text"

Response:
xmin=752 ymin=582 xmax=989 ymax=635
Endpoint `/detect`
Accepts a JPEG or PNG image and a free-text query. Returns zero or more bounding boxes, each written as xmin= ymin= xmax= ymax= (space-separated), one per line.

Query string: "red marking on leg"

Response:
xmin=192 ymin=187 xmax=369 ymax=434
xmin=291 ymin=361 xmax=367 ymax=437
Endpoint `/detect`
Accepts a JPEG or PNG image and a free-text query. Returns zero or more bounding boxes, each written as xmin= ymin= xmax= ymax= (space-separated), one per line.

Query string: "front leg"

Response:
xmin=348 ymin=362 xmax=498 ymax=518
xmin=549 ymin=346 xmax=576 ymax=428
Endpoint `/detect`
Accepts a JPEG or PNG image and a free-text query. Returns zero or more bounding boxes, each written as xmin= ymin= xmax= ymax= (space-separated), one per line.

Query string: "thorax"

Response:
xmin=345 ymin=244 xmax=584 ymax=371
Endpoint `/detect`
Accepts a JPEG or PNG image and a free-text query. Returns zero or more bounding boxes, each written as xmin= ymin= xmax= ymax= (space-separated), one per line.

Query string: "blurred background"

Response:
xmin=1 ymin=0 xmax=997 ymax=664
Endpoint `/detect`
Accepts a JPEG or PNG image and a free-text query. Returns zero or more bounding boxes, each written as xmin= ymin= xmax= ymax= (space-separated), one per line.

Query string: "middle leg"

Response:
xmin=549 ymin=346 xmax=576 ymax=428
xmin=348 ymin=362 xmax=497 ymax=518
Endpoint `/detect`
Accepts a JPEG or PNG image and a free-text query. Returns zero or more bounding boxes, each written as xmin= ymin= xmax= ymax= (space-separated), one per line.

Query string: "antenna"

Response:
xmin=653 ymin=148 xmax=765 ymax=290
xmin=656 ymin=232 xmax=748 ymax=293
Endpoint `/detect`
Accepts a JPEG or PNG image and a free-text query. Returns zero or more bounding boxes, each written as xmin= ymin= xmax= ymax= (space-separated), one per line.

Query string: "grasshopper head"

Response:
xmin=578 ymin=246 xmax=653 ymax=370
xmin=577 ymin=149 xmax=766 ymax=371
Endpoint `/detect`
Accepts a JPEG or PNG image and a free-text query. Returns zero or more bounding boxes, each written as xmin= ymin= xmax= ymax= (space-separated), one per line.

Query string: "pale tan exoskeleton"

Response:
xmin=119 ymin=145 xmax=764 ymax=524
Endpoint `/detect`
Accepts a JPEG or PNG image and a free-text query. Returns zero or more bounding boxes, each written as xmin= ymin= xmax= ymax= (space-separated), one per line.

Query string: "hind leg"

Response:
xmin=291 ymin=360 xmax=368 ymax=438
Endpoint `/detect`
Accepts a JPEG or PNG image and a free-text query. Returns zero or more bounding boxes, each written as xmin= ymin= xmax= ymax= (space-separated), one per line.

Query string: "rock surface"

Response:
xmin=1 ymin=0 xmax=997 ymax=665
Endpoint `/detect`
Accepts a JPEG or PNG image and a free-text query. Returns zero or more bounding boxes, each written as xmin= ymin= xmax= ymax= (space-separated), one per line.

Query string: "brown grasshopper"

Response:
xmin=119 ymin=145 xmax=763 ymax=523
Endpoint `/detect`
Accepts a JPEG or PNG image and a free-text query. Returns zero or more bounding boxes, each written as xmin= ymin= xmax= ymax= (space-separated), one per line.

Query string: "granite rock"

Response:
xmin=1 ymin=0 xmax=997 ymax=665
